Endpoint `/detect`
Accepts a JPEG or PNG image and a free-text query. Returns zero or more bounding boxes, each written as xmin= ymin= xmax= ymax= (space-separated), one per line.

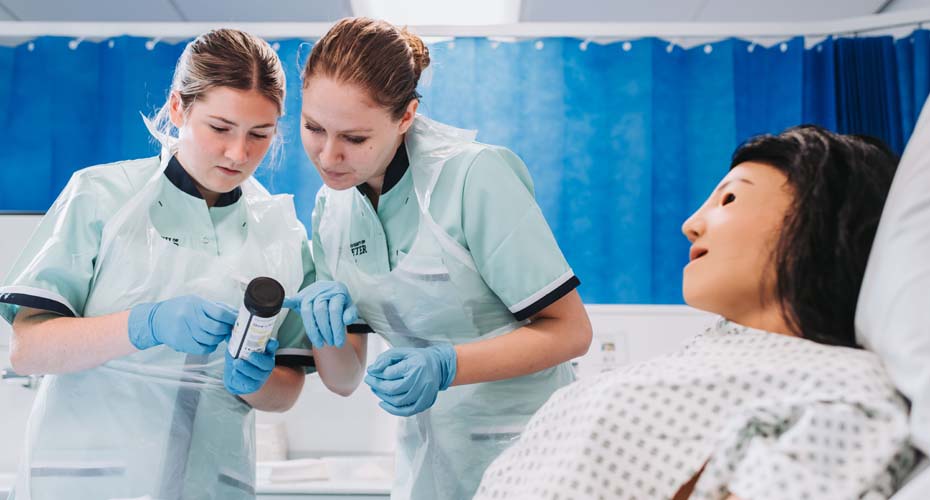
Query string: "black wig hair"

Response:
xmin=730 ymin=125 xmax=898 ymax=347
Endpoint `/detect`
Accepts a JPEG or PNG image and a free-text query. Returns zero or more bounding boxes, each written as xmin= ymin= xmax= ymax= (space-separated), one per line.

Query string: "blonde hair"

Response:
xmin=151 ymin=29 xmax=286 ymax=161
xmin=302 ymin=17 xmax=430 ymax=120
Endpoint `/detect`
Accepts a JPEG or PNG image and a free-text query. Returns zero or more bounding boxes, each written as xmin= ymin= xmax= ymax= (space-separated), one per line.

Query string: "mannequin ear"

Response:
xmin=397 ymin=99 xmax=419 ymax=134
xmin=168 ymin=91 xmax=186 ymax=129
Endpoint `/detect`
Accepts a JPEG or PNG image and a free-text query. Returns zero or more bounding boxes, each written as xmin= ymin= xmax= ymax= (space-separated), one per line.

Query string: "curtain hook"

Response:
xmin=145 ymin=38 xmax=161 ymax=51
xmin=68 ymin=37 xmax=85 ymax=50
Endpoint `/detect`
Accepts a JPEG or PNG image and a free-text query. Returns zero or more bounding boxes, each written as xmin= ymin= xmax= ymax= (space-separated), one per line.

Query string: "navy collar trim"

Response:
xmin=164 ymin=156 xmax=242 ymax=207
xmin=358 ymin=143 xmax=409 ymax=196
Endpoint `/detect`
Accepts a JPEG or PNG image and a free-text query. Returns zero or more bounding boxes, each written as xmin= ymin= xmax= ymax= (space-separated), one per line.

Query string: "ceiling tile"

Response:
xmin=522 ymin=0 xmax=730 ymax=22
xmin=2 ymin=0 xmax=181 ymax=21
xmin=697 ymin=0 xmax=887 ymax=22
xmin=175 ymin=0 xmax=351 ymax=22
xmin=3 ymin=0 xmax=929 ymax=25
xmin=882 ymin=0 xmax=930 ymax=13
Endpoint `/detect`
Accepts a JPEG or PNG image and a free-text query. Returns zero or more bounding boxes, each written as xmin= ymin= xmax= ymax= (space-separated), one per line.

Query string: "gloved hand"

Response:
xmin=283 ymin=281 xmax=358 ymax=348
xmin=128 ymin=295 xmax=236 ymax=354
xmin=224 ymin=338 xmax=278 ymax=395
xmin=364 ymin=344 xmax=457 ymax=417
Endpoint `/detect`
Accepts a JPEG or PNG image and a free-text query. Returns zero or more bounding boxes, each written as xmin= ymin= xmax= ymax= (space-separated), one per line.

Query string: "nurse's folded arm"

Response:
xmin=280 ymin=281 xmax=366 ymax=396
xmin=11 ymin=292 xmax=248 ymax=375
xmin=310 ymin=333 xmax=368 ymax=396
xmin=239 ymin=364 xmax=306 ymax=412
xmin=450 ymin=290 xmax=591 ymax=386
xmin=12 ymin=303 xmax=310 ymax=412
xmin=9 ymin=306 xmax=136 ymax=375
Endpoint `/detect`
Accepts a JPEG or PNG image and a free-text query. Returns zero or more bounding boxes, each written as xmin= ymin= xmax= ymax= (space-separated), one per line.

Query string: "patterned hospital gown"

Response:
xmin=475 ymin=318 xmax=916 ymax=500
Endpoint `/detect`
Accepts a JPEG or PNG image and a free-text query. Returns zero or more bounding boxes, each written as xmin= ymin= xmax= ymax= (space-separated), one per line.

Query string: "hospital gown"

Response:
xmin=475 ymin=318 xmax=916 ymax=500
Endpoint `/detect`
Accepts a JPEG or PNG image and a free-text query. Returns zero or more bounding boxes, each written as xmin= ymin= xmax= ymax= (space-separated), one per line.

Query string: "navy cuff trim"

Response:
xmin=0 ymin=292 xmax=76 ymax=318
xmin=347 ymin=323 xmax=374 ymax=334
xmin=276 ymin=354 xmax=315 ymax=369
xmin=512 ymin=276 xmax=581 ymax=321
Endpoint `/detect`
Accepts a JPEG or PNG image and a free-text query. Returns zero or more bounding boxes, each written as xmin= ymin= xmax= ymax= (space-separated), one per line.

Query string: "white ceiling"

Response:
xmin=0 ymin=0 xmax=353 ymax=22
xmin=0 ymin=0 xmax=927 ymax=23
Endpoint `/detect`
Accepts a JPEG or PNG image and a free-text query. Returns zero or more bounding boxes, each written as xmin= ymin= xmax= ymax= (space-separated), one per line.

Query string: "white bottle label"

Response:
xmin=228 ymin=303 xmax=278 ymax=359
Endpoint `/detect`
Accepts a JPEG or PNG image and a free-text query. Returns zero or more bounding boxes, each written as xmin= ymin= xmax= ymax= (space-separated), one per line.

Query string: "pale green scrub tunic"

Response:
xmin=312 ymin=142 xmax=580 ymax=332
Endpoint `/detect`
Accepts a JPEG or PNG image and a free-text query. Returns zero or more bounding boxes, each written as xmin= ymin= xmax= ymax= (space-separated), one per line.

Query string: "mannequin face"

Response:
xmin=681 ymin=162 xmax=794 ymax=334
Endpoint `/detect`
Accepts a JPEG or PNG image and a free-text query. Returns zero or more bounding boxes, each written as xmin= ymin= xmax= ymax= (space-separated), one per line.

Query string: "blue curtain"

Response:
xmin=2 ymin=31 xmax=929 ymax=304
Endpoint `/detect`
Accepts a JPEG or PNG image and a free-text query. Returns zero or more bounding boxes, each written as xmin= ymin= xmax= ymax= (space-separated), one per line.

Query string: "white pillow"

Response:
xmin=856 ymin=97 xmax=930 ymax=457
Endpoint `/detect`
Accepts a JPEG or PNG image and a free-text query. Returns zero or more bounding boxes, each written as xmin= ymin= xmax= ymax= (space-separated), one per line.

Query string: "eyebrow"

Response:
xmin=715 ymin=177 xmax=755 ymax=193
xmin=302 ymin=114 xmax=373 ymax=134
xmin=208 ymin=115 xmax=276 ymax=129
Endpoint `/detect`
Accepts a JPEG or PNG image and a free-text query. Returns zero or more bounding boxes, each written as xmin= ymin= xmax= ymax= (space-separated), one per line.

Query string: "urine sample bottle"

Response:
xmin=228 ymin=276 xmax=285 ymax=359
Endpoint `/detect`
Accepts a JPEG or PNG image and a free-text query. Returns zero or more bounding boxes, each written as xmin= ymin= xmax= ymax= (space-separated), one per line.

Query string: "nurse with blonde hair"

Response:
xmin=0 ymin=29 xmax=361 ymax=499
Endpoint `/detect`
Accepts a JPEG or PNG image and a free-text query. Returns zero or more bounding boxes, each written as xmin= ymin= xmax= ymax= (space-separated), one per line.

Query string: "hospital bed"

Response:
xmin=858 ymin=96 xmax=930 ymax=499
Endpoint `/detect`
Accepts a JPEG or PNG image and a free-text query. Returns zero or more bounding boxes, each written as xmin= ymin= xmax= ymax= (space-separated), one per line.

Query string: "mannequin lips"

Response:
xmin=689 ymin=246 xmax=708 ymax=262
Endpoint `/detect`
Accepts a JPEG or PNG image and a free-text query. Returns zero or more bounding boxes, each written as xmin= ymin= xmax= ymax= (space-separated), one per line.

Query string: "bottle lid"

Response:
xmin=244 ymin=277 xmax=285 ymax=317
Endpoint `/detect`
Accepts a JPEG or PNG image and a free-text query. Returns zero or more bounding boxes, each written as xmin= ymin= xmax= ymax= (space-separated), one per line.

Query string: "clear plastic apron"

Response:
xmin=13 ymin=133 xmax=305 ymax=500
xmin=318 ymin=116 xmax=575 ymax=500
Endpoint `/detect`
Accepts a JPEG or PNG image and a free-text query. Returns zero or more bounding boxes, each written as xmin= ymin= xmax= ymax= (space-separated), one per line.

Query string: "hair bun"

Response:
xmin=401 ymin=28 xmax=431 ymax=76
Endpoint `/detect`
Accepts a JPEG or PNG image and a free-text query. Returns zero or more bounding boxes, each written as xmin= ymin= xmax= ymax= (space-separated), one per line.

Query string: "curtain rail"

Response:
xmin=0 ymin=8 xmax=929 ymax=39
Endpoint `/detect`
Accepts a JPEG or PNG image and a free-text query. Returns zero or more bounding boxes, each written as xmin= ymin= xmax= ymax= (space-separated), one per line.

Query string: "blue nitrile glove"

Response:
xmin=364 ymin=344 xmax=457 ymax=417
xmin=283 ymin=281 xmax=358 ymax=348
xmin=224 ymin=338 xmax=279 ymax=395
xmin=128 ymin=295 xmax=236 ymax=354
